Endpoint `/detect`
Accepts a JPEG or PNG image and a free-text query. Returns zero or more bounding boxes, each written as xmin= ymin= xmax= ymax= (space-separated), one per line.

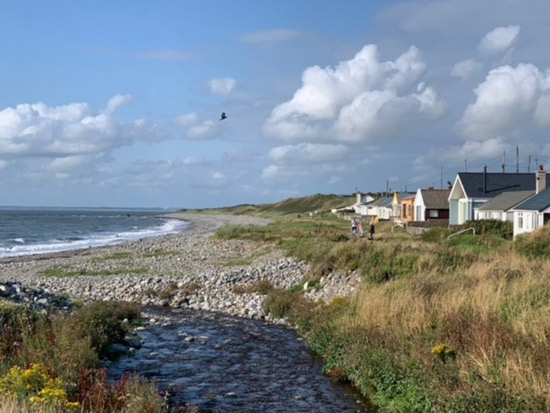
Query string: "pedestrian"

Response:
xmin=359 ymin=220 xmax=365 ymax=238
xmin=369 ymin=220 xmax=375 ymax=241
xmin=351 ymin=218 xmax=357 ymax=237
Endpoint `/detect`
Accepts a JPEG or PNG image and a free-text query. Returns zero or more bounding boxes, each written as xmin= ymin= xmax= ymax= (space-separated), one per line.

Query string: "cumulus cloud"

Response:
xmin=264 ymin=44 xmax=445 ymax=143
xmin=173 ymin=113 xmax=219 ymax=140
xmin=241 ymin=29 xmax=305 ymax=44
xmin=104 ymin=94 xmax=132 ymax=115
xmin=212 ymin=172 xmax=225 ymax=179
xmin=208 ymin=78 xmax=236 ymax=95
xmin=0 ymin=96 xmax=162 ymax=159
xmin=458 ymin=63 xmax=550 ymax=140
xmin=451 ymin=59 xmax=483 ymax=79
xmin=478 ymin=25 xmax=520 ymax=54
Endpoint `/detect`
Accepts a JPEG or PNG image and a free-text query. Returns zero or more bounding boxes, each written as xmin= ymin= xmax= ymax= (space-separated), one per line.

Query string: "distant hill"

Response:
xmin=190 ymin=194 xmax=355 ymax=216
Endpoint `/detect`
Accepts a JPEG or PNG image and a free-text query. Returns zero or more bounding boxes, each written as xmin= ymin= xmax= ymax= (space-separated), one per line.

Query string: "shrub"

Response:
xmin=458 ymin=219 xmax=513 ymax=240
xmin=69 ymin=301 xmax=140 ymax=358
xmin=515 ymin=226 xmax=550 ymax=258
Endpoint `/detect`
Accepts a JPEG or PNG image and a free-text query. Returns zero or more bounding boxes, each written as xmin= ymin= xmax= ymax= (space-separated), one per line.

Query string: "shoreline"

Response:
xmin=0 ymin=213 xmax=361 ymax=320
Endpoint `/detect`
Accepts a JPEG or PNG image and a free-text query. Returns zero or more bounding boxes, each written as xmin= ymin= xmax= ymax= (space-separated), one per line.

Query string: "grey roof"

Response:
xmin=478 ymin=190 xmax=534 ymax=212
xmin=378 ymin=197 xmax=393 ymax=207
xmin=398 ymin=192 xmax=416 ymax=200
xmin=420 ymin=189 xmax=450 ymax=209
xmin=458 ymin=172 xmax=549 ymax=198
xmin=514 ymin=188 xmax=550 ymax=212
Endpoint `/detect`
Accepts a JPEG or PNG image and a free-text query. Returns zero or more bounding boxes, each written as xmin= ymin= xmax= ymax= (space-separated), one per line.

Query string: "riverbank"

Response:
xmin=0 ymin=213 xmax=361 ymax=321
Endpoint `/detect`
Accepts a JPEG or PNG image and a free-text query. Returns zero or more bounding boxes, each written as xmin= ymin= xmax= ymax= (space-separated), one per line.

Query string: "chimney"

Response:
xmin=356 ymin=192 xmax=361 ymax=204
xmin=536 ymin=165 xmax=546 ymax=194
xmin=484 ymin=165 xmax=487 ymax=193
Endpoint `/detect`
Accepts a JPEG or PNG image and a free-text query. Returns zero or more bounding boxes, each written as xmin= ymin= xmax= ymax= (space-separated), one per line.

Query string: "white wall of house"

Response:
xmin=478 ymin=210 xmax=510 ymax=221
xmin=514 ymin=210 xmax=539 ymax=237
xmin=413 ymin=189 xmax=425 ymax=221
xmin=377 ymin=206 xmax=392 ymax=220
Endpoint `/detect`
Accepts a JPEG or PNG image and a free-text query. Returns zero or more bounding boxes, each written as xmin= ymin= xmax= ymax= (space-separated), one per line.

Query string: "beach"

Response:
xmin=0 ymin=213 xmax=361 ymax=320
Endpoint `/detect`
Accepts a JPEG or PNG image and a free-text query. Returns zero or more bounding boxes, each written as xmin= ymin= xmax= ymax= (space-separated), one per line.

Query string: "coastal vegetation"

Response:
xmin=213 ymin=194 xmax=550 ymax=412
xmin=0 ymin=300 xmax=166 ymax=412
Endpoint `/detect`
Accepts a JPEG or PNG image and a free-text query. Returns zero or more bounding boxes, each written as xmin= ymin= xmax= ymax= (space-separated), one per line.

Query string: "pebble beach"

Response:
xmin=0 ymin=213 xmax=362 ymax=320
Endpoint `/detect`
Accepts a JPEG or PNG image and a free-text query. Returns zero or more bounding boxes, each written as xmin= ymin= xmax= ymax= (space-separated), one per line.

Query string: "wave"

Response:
xmin=0 ymin=219 xmax=189 ymax=259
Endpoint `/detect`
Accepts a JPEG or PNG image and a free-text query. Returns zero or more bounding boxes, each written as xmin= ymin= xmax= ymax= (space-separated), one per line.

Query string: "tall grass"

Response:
xmin=252 ymin=217 xmax=550 ymax=411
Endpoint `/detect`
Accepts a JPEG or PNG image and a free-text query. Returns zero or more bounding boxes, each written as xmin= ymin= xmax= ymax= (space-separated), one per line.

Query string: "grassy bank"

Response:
xmin=216 ymin=209 xmax=550 ymax=412
xmin=0 ymin=300 xmax=167 ymax=412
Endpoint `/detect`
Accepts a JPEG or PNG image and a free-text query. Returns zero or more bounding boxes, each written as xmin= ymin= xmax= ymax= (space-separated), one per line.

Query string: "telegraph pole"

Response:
xmin=516 ymin=145 xmax=519 ymax=173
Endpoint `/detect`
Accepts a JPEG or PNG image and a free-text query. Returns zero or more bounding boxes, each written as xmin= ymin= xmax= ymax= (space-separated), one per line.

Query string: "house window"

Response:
xmin=518 ymin=213 xmax=523 ymax=229
xmin=429 ymin=210 xmax=439 ymax=218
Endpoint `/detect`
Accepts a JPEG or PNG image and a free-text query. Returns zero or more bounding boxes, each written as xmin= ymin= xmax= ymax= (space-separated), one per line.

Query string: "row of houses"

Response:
xmin=335 ymin=166 xmax=550 ymax=238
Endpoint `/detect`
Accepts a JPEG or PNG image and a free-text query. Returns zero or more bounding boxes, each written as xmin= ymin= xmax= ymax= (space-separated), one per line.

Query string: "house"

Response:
xmin=448 ymin=168 xmax=550 ymax=225
xmin=414 ymin=188 xmax=450 ymax=221
xmin=477 ymin=190 xmax=534 ymax=222
xmin=331 ymin=192 xmax=375 ymax=215
xmin=399 ymin=193 xmax=416 ymax=223
xmin=364 ymin=196 xmax=393 ymax=220
xmin=512 ymin=167 xmax=550 ymax=237
xmin=391 ymin=192 xmax=415 ymax=221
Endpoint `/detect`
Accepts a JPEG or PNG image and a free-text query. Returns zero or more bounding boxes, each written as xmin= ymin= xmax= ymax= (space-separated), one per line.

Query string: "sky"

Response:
xmin=1 ymin=0 xmax=550 ymax=208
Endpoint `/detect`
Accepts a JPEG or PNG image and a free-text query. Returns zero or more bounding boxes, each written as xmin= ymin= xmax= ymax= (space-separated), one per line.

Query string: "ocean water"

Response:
xmin=0 ymin=207 xmax=188 ymax=258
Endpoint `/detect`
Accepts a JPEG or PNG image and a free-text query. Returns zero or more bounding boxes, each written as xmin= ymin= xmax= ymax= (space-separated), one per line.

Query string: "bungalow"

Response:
xmin=331 ymin=192 xmax=375 ymax=215
xmin=400 ymin=194 xmax=416 ymax=223
xmin=477 ymin=190 xmax=534 ymax=222
xmin=414 ymin=188 xmax=450 ymax=221
xmin=512 ymin=167 xmax=550 ymax=237
xmin=449 ymin=168 xmax=550 ymax=225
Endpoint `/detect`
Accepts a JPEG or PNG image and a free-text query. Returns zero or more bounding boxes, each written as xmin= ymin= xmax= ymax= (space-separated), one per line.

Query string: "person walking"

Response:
xmin=351 ymin=218 xmax=357 ymax=237
xmin=369 ymin=219 xmax=375 ymax=241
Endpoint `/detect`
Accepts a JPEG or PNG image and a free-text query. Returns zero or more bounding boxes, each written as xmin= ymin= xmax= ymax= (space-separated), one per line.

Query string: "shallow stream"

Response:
xmin=108 ymin=307 xmax=374 ymax=412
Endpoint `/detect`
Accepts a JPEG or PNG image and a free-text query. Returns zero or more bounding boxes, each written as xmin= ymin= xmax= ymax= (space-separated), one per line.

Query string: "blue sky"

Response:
xmin=1 ymin=0 xmax=550 ymax=208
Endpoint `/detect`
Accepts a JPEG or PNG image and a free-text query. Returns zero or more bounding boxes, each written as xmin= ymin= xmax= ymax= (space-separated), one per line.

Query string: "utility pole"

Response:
xmin=528 ymin=155 xmax=532 ymax=173
xmin=516 ymin=145 xmax=519 ymax=173
xmin=465 ymin=159 xmax=468 ymax=172
xmin=440 ymin=166 xmax=443 ymax=189
xmin=502 ymin=150 xmax=506 ymax=173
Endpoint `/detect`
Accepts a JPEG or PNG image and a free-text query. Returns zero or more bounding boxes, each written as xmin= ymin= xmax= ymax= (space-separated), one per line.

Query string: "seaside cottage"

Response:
xmin=512 ymin=168 xmax=550 ymax=237
xmin=413 ymin=188 xmax=450 ymax=222
xmin=399 ymin=193 xmax=416 ymax=224
xmin=448 ymin=167 xmax=550 ymax=225
xmin=477 ymin=190 xmax=534 ymax=222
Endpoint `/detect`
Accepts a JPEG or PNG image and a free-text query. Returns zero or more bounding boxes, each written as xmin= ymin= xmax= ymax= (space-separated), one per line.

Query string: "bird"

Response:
xmin=219 ymin=112 xmax=227 ymax=121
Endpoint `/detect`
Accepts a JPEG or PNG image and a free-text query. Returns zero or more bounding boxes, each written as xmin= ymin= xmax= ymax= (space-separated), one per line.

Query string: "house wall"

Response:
xmin=514 ymin=211 xmax=538 ymax=237
xmin=425 ymin=209 xmax=449 ymax=220
xmin=450 ymin=199 xmax=459 ymax=225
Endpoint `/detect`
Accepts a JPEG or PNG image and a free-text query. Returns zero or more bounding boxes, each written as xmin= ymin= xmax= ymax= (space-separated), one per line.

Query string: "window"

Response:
xmin=518 ymin=213 xmax=523 ymax=229
xmin=429 ymin=210 xmax=439 ymax=218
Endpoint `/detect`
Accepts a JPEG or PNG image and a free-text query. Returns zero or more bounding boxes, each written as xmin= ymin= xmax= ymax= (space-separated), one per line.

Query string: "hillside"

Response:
xmin=190 ymin=193 xmax=355 ymax=216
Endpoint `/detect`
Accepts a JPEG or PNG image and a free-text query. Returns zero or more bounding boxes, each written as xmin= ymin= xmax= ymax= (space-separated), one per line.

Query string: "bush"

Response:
xmin=458 ymin=220 xmax=513 ymax=240
xmin=515 ymin=226 xmax=550 ymax=258
xmin=69 ymin=301 xmax=140 ymax=359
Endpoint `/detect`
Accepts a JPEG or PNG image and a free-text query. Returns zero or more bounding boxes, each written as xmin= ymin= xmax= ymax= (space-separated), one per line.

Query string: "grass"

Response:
xmin=41 ymin=265 xmax=150 ymax=278
xmin=213 ymin=204 xmax=550 ymax=411
xmin=0 ymin=299 xmax=169 ymax=412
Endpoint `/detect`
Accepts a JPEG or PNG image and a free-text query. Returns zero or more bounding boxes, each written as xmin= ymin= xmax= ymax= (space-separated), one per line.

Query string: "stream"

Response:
xmin=108 ymin=307 xmax=374 ymax=412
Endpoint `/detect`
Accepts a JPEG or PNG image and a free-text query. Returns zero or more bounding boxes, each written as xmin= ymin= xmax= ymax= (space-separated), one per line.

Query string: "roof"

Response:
xmin=420 ymin=189 xmax=450 ymax=209
xmin=458 ymin=172 xmax=550 ymax=198
xmin=514 ymin=188 xmax=550 ymax=212
xmin=477 ymin=190 xmax=534 ymax=212
xmin=369 ymin=196 xmax=392 ymax=208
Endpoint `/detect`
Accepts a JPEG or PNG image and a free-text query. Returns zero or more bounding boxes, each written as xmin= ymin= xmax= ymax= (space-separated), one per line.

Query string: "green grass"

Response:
xmin=41 ymin=265 xmax=150 ymax=278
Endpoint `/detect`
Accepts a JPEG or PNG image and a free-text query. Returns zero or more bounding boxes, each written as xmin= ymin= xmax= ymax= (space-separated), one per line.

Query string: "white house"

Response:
xmin=477 ymin=191 xmax=534 ymax=222
xmin=512 ymin=167 xmax=550 ymax=237
xmin=414 ymin=188 xmax=450 ymax=221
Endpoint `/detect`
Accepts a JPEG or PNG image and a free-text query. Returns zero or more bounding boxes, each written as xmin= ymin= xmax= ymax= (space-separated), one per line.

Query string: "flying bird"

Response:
xmin=219 ymin=112 xmax=227 ymax=121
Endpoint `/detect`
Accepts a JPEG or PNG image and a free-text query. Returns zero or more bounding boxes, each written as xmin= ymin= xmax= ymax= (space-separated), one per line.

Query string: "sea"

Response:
xmin=0 ymin=207 xmax=189 ymax=259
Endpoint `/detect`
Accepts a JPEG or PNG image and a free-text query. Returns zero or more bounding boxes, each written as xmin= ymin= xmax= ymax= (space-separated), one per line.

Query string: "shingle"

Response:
xmin=477 ymin=191 xmax=534 ymax=211
xmin=515 ymin=188 xmax=550 ymax=212
xmin=458 ymin=172 xmax=548 ymax=198
xmin=420 ymin=189 xmax=450 ymax=209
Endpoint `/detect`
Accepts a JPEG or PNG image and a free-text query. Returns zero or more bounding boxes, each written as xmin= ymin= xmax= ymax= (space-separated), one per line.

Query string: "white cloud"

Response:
xmin=208 ymin=78 xmax=236 ymax=95
xmin=478 ymin=25 xmax=520 ymax=54
xmin=212 ymin=172 xmax=225 ymax=179
xmin=269 ymin=143 xmax=348 ymax=163
xmin=264 ymin=44 xmax=444 ymax=143
xmin=0 ymin=97 xmax=162 ymax=159
xmin=458 ymin=63 xmax=550 ymax=140
xmin=241 ymin=29 xmax=305 ymax=44
xmin=173 ymin=114 xmax=220 ymax=140
xmin=104 ymin=94 xmax=132 ymax=115
xmin=451 ymin=59 xmax=483 ymax=79
xmin=174 ymin=113 xmax=199 ymax=127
